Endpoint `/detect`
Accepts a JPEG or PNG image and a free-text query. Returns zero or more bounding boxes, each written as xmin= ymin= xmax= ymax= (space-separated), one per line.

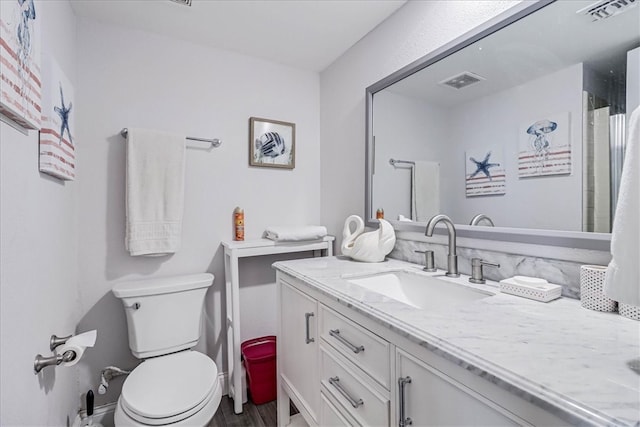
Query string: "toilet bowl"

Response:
xmin=112 ymin=274 xmax=219 ymax=427
xmin=114 ymin=351 xmax=222 ymax=426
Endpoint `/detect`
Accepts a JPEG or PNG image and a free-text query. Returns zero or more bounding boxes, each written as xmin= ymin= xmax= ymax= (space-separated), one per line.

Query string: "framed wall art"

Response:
xmin=0 ymin=0 xmax=42 ymax=130
xmin=39 ymin=56 xmax=75 ymax=180
xmin=465 ymin=146 xmax=506 ymax=197
xmin=249 ymin=117 xmax=295 ymax=169
xmin=518 ymin=112 xmax=571 ymax=178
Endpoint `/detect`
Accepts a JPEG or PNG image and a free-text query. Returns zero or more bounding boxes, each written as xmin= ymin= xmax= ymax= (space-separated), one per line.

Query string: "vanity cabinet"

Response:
xmin=320 ymin=345 xmax=390 ymax=426
xmin=277 ymin=271 xmax=570 ymax=427
xmin=396 ymin=349 xmax=526 ymax=426
xmin=318 ymin=304 xmax=391 ymax=390
xmin=278 ymin=279 xmax=320 ymax=424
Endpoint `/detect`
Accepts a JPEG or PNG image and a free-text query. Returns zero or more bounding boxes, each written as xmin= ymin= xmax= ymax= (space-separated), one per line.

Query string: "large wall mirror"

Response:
xmin=366 ymin=0 xmax=639 ymax=249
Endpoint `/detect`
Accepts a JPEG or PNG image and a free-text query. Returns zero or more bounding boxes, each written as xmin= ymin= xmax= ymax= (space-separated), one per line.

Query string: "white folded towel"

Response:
xmin=125 ymin=128 xmax=185 ymax=256
xmin=604 ymin=106 xmax=640 ymax=306
xmin=264 ymin=225 xmax=327 ymax=242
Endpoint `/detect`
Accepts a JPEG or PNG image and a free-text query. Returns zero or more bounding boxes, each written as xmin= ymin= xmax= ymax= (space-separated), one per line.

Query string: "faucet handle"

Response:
xmin=469 ymin=258 xmax=500 ymax=284
xmin=414 ymin=250 xmax=436 ymax=272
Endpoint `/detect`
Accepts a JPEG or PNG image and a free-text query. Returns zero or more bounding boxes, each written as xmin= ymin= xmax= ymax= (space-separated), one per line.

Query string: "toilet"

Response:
xmin=112 ymin=273 xmax=221 ymax=426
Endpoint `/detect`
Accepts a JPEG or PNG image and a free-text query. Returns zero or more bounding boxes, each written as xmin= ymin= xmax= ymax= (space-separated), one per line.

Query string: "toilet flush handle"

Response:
xmin=125 ymin=302 xmax=140 ymax=310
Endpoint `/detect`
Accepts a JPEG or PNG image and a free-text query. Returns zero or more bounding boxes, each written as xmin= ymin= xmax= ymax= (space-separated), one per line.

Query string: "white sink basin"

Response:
xmin=346 ymin=270 xmax=493 ymax=310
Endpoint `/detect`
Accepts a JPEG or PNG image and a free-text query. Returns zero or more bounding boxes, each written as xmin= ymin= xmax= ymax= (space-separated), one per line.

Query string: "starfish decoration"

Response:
xmin=54 ymin=84 xmax=73 ymax=146
xmin=469 ymin=151 xmax=500 ymax=181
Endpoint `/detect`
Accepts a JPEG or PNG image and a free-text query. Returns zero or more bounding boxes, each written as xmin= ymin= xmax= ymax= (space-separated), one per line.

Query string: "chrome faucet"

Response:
xmin=470 ymin=214 xmax=494 ymax=227
xmin=469 ymin=258 xmax=500 ymax=284
xmin=425 ymin=214 xmax=459 ymax=277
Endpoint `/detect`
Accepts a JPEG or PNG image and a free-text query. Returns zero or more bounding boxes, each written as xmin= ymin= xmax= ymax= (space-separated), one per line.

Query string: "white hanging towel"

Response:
xmin=264 ymin=225 xmax=327 ymax=242
xmin=411 ymin=161 xmax=440 ymax=222
xmin=604 ymin=107 xmax=640 ymax=306
xmin=125 ymin=128 xmax=186 ymax=256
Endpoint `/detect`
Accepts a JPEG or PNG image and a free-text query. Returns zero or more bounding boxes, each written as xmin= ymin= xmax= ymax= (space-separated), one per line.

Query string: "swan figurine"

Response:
xmin=341 ymin=215 xmax=396 ymax=262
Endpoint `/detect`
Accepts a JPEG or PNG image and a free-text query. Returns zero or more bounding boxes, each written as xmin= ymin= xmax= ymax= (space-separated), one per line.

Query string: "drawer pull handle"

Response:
xmin=398 ymin=376 xmax=412 ymax=427
xmin=305 ymin=312 xmax=315 ymax=344
xmin=329 ymin=329 xmax=365 ymax=354
xmin=329 ymin=376 xmax=364 ymax=409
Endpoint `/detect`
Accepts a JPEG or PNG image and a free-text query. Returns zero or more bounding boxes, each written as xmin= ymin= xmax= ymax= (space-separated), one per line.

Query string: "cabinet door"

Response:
xmin=280 ymin=280 xmax=320 ymax=422
xmin=396 ymin=349 xmax=526 ymax=427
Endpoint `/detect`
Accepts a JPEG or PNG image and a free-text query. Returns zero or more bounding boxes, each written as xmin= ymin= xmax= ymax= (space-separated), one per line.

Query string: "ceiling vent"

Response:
xmin=169 ymin=0 xmax=192 ymax=6
xmin=577 ymin=0 xmax=637 ymax=21
xmin=438 ymin=72 xmax=485 ymax=90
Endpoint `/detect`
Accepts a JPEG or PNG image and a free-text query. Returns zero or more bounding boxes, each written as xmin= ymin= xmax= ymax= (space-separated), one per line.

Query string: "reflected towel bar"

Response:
xmin=389 ymin=158 xmax=415 ymax=167
xmin=120 ymin=128 xmax=222 ymax=149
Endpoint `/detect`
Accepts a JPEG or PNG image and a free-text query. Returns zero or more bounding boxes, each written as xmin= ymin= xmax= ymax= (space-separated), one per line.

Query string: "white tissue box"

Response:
xmin=499 ymin=276 xmax=562 ymax=302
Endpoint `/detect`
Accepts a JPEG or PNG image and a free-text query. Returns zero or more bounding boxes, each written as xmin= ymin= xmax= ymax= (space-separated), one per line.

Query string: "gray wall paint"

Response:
xmin=0 ymin=1 xmax=80 ymax=425
xmin=444 ymin=63 xmax=584 ymax=230
xmin=372 ymin=91 xmax=450 ymax=220
xmin=74 ymin=17 xmax=321 ymax=406
xmin=372 ymin=62 xmax=584 ymax=230
xmin=320 ymin=0 xmax=522 ymax=249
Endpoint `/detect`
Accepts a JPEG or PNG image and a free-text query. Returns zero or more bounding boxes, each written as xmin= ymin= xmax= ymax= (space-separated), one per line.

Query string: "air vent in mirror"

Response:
xmin=577 ymin=0 xmax=637 ymax=21
xmin=438 ymin=72 xmax=485 ymax=90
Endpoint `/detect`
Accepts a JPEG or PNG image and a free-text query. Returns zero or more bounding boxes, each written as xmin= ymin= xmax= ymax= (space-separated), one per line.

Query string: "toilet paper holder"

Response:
xmin=34 ymin=331 xmax=97 ymax=374
xmin=50 ymin=333 xmax=72 ymax=351
xmin=34 ymin=349 xmax=77 ymax=374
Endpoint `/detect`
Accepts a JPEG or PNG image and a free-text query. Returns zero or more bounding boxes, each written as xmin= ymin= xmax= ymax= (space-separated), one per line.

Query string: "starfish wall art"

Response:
xmin=465 ymin=147 xmax=506 ymax=197
xmin=39 ymin=56 xmax=76 ymax=181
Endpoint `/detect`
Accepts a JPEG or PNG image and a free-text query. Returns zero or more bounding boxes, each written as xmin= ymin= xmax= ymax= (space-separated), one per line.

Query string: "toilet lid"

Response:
xmin=121 ymin=351 xmax=217 ymax=421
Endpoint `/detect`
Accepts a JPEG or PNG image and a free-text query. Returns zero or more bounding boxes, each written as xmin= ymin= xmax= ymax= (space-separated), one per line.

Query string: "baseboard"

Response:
xmin=220 ymin=369 xmax=248 ymax=403
xmin=219 ymin=371 xmax=229 ymax=396
xmin=72 ymin=402 xmax=117 ymax=427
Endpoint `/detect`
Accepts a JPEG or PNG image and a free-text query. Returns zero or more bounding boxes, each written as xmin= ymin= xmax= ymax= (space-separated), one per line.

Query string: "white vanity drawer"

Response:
xmin=320 ymin=345 xmax=389 ymax=427
xmin=319 ymin=305 xmax=390 ymax=389
xmin=321 ymin=392 xmax=358 ymax=427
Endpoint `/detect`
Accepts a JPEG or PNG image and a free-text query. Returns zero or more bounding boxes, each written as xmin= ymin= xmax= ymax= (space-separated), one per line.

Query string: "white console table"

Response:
xmin=222 ymin=237 xmax=334 ymax=414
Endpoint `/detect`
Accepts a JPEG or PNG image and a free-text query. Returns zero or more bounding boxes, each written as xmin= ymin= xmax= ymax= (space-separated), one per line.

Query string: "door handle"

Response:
xmin=398 ymin=376 xmax=412 ymax=427
xmin=305 ymin=312 xmax=315 ymax=344
xmin=329 ymin=329 xmax=364 ymax=353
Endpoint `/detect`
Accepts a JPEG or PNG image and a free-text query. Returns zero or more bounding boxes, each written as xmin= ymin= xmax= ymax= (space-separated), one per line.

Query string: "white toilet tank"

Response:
xmin=112 ymin=273 xmax=213 ymax=359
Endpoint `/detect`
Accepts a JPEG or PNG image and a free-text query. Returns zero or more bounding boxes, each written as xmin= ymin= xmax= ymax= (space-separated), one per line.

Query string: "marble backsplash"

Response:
xmin=389 ymin=238 xmax=608 ymax=299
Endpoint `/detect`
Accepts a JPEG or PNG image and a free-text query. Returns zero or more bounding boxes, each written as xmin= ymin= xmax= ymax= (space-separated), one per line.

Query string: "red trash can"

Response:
xmin=241 ymin=335 xmax=277 ymax=404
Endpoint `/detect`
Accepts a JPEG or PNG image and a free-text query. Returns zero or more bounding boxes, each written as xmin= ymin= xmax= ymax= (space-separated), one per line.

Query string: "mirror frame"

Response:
xmin=365 ymin=0 xmax=611 ymax=252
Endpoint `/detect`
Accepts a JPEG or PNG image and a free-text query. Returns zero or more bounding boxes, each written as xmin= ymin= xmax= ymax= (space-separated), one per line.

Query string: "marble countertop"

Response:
xmin=273 ymin=256 xmax=640 ymax=427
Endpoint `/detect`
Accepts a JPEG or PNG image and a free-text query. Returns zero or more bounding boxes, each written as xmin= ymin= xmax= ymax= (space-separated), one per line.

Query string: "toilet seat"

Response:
xmin=119 ymin=351 xmax=219 ymax=425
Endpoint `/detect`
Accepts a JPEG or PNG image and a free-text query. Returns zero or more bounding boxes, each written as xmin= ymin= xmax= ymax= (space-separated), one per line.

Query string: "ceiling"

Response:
xmin=385 ymin=0 xmax=640 ymax=107
xmin=70 ymin=0 xmax=407 ymax=72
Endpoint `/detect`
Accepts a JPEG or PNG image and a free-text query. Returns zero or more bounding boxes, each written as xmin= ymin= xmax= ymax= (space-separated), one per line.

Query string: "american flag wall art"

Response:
xmin=518 ymin=112 xmax=571 ymax=178
xmin=0 ymin=0 xmax=41 ymax=130
xmin=38 ymin=56 xmax=75 ymax=181
xmin=465 ymin=147 xmax=506 ymax=197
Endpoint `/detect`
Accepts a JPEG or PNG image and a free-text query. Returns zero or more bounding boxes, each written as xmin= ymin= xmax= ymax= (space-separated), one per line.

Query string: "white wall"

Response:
xmin=74 ymin=18 xmax=321 ymax=405
xmin=320 ymin=0 xmax=522 ymax=248
xmin=444 ymin=63 xmax=584 ymax=230
xmin=372 ymin=91 xmax=449 ymax=221
xmin=0 ymin=1 xmax=80 ymax=425
xmin=370 ymin=62 xmax=584 ymax=231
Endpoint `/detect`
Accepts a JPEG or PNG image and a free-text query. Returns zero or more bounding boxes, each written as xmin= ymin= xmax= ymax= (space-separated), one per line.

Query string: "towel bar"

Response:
xmin=389 ymin=158 xmax=415 ymax=167
xmin=120 ymin=128 xmax=221 ymax=149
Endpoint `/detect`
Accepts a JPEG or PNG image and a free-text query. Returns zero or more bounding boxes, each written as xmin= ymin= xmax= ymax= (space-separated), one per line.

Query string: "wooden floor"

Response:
xmin=209 ymin=396 xmax=278 ymax=427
